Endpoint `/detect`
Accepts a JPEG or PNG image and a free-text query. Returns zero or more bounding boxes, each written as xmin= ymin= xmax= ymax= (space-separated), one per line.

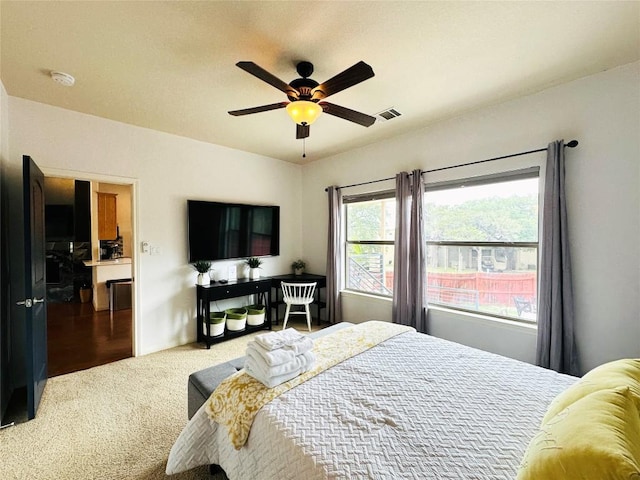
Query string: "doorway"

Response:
xmin=43 ymin=174 xmax=136 ymax=377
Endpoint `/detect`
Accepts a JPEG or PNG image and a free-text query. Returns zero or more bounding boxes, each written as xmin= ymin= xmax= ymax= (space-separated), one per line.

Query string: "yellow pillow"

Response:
xmin=517 ymin=387 xmax=640 ymax=480
xmin=543 ymin=358 xmax=640 ymax=423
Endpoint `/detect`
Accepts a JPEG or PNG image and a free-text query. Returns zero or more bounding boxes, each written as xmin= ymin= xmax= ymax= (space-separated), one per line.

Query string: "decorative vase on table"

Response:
xmin=291 ymin=259 xmax=306 ymax=276
xmin=245 ymin=257 xmax=263 ymax=279
xmin=192 ymin=260 xmax=212 ymax=286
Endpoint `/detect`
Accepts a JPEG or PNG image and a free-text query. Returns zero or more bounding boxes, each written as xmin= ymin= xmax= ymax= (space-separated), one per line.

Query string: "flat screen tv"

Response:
xmin=187 ymin=200 xmax=280 ymax=262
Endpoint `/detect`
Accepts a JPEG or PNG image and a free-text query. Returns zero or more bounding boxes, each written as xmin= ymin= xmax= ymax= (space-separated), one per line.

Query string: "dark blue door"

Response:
xmin=22 ymin=155 xmax=47 ymax=419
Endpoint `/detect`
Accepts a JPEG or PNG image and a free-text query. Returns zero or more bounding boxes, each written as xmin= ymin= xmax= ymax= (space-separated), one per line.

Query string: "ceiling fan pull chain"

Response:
xmin=302 ymin=138 xmax=306 ymax=158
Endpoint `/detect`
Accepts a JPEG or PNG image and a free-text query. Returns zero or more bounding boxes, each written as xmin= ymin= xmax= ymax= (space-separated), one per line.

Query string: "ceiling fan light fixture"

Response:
xmin=286 ymin=100 xmax=322 ymax=125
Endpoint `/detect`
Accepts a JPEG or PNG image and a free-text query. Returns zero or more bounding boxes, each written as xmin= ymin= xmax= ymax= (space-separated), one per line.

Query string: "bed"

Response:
xmin=166 ymin=321 xmax=577 ymax=479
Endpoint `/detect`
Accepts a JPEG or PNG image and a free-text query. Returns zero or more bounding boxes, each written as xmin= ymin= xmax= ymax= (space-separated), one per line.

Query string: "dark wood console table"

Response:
xmin=270 ymin=273 xmax=327 ymax=325
xmin=196 ymin=278 xmax=272 ymax=349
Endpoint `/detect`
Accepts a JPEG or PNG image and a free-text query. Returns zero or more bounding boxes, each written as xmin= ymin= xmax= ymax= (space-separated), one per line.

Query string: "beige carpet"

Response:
xmin=0 ymin=319 xmax=321 ymax=480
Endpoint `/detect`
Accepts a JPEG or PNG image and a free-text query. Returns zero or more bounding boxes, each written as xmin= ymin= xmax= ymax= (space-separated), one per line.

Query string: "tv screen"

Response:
xmin=187 ymin=200 xmax=280 ymax=262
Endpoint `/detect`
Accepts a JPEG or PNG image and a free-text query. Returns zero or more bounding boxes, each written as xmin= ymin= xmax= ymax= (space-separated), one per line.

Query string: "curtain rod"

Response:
xmin=324 ymin=139 xmax=579 ymax=192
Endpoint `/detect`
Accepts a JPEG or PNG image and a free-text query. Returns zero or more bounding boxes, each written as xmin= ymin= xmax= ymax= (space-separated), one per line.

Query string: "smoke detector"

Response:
xmin=50 ymin=71 xmax=75 ymax=87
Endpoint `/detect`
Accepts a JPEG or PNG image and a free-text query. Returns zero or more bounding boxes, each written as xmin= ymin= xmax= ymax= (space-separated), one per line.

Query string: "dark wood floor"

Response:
xmin=47 ymin=302 xmax=133 ymax=377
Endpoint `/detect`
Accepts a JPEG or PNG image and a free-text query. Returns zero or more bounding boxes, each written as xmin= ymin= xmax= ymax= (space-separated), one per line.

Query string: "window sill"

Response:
xmin=340 ymin=289 xmax=392 ymax=303
xmin=428 ymin=304 xmax=537 ymax=332
xmin=340 ymin=290 xmax=537 ymax=332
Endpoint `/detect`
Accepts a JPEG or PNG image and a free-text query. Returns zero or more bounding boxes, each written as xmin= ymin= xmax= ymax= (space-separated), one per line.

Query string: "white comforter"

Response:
xmin=167 ymin=330 xmax=575 ymax=479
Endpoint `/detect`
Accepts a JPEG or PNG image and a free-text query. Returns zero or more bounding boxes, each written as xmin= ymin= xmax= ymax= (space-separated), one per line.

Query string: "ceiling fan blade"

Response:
xmin=319 ymin=102 xmax=376 ymax=127
xmin=311 ymin=61 xmax=374 ymax=100
xmin=296 ymin=124 xmax=310 ymax=139
xmin=236 ymin=61 xmax=299 ymax=98
xmin=228 ymin=102 xmax=288 ymax=116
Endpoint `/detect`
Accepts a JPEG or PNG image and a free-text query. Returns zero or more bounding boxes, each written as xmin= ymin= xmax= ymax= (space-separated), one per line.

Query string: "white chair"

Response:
xmin=281 ymin=282 xmax=317 ymax=332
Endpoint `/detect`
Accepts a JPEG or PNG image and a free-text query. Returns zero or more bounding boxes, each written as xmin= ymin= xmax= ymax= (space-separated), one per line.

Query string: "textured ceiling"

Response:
xmin=1 ymin=1 xmax=638 ymax=164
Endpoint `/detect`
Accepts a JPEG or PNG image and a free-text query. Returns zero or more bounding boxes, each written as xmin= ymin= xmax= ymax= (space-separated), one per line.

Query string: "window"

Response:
xmin=425 ymin=170 xmax=539 ymax=322
xmin=342 ymin=169 xmax=540 ymax=323
xmin=344 ymin=192 xmax=395 ymax=296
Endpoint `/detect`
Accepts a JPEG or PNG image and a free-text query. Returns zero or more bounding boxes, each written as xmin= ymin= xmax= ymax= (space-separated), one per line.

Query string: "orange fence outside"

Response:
xmin=427 ymin=272 xmax=537 ymax=306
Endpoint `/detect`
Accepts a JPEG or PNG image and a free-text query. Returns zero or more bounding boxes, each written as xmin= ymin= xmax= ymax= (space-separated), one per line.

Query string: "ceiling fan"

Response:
xmin=228 ymin=60 xmax=376 ymax=140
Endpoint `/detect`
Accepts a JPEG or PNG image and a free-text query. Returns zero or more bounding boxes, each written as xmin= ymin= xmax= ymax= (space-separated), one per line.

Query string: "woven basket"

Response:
xmin=209 ymin=312 xmax=226 ymax=336
xmin=246 ymin=304 xmax=266 ymax=326
xmin=225 ymin=307 xmax=247 ymax=331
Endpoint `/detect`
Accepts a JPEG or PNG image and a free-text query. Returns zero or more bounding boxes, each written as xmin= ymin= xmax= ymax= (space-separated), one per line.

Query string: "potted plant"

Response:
xmin=291 ymin=259 xmax=306 ymax=276
xmin=209 ymin=311 xmax=226 ymax=336
xmin=245 ymin=257 xmax=263 ymax=279
xmin=192 ymin=260 xmax=212 ymax=286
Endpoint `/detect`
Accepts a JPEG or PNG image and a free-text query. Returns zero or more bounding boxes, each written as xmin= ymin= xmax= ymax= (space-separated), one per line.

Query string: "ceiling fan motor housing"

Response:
xmin=288 ymin=61 xmax=320 ymax=100
xmin=289 ymin=77 xmax=319 ymax=101
xmin=296 ymin=61 xmax=314 ymax=78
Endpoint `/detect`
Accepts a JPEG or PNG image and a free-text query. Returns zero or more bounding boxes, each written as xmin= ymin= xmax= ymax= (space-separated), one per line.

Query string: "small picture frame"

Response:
xmin=227 ymin=265 xmax=237 ymax=282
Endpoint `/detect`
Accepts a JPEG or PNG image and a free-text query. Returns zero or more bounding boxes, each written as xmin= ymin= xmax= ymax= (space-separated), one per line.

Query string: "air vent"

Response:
xmin=376 ymin=107 xmax=402 ymax=122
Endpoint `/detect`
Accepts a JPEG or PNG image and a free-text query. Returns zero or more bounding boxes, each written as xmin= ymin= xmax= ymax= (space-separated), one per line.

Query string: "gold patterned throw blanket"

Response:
xmin=206 ymin=321 xmax=415 ymax=449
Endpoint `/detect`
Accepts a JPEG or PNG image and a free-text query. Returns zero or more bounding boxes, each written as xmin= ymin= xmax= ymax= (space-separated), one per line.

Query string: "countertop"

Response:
xmin=83 ymin=258 xmax=132 ymax=267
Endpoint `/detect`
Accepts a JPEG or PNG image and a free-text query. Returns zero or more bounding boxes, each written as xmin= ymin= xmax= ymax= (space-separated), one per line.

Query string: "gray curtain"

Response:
xmin=326 ymin=186 xmax=343 ymax=324
xmin=536 ymin=140 xmax=578 ymax=375
xmin=392 ymin=170 xmax=427 ymax=332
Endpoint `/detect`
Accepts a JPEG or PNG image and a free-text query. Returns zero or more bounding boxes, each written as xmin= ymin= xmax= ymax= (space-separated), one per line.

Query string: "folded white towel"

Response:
xmin=283 ymin=336 xmax=314 ymax=355
xmin=244 ymin=362 xmax=302 ymax=388
xmin=246 ymin=350 xmax=316 ymax=378
xmin=254 ymin=328 xmax=306 ymax=351
xmin=246 ymin=342 xmax=296 ymax=366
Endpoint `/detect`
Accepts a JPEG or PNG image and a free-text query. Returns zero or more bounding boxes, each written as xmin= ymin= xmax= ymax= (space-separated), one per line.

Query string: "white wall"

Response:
xmin=1 ymin=83 xmax=8 ymax=162
xmin=302 ymin=61 xmax=640 ymax=374
xmin=4 ymin=62 xmax=639 ymax=372
xmin=7 ymin=98 xmax=303 ymax=355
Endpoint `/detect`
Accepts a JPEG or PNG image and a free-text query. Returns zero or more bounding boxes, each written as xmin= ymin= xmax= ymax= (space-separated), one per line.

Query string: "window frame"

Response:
xmin=424 ymin=167 xmax=540 ymax=323
xmin=340 ymin=167 xmax=541 ymax=324
xmin=343 ymin=190 xmax=395 ymax=297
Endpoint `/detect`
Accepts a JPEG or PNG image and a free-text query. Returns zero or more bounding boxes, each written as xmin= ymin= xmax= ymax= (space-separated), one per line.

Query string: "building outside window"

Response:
xmin=344 ymin=168 xmax=540 ymax=323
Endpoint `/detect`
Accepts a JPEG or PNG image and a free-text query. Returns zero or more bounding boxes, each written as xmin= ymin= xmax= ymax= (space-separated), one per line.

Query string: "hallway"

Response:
xmin=47 ymin=302 xmax=132 ymax=377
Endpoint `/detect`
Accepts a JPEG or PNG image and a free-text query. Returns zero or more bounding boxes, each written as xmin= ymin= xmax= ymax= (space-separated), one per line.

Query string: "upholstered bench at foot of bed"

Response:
xmin=187 ymin=322 xmax=354 ymax=419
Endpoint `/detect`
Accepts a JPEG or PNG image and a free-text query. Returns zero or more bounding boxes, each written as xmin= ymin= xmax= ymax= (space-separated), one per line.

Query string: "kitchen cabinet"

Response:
xmin=97 ymin=192 xmax=117 ymax=240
